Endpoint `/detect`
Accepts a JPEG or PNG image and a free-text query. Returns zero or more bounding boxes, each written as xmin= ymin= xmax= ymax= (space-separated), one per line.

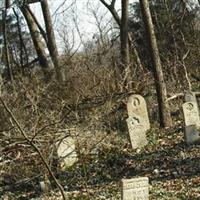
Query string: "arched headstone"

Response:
xmin=126 ymin=95 xmax=150 ymax=149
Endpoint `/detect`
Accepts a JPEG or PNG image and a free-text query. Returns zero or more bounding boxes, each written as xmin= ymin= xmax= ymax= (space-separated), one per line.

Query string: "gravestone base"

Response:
xmin=126 ymin=117 xmax=148 ymax=149
xmin=185 ymin=125 xmax=200 ymax=145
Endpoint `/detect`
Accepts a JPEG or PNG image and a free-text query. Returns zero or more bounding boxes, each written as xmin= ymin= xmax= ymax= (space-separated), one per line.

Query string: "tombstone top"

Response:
xmin=127 ymin=94 xmax=150 ymax=131
xmin=127 ymin=94 xmax=148 ymax=116
xmin=127 ymin=94 xmax=146 ymax=109
xmin=184 ymin=91 xmax=196 ymax=102
xmin=122 ymin=177 xmax=149 ymax=188
xmin=182 ymin=102 xmax=200 ymax=127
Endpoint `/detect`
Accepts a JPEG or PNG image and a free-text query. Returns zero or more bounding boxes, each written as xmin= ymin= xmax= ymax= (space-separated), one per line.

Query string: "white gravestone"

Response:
xmin=182 ymin=102 xmax=200 ymax=144
xmin=57 ymin=137 xmax=78 ymax=169
xmin=121 ymin=177 xmax=149 ymax=200
xmin=184 ymin=91 xmax=200 ymax=128
xmin=126 ymin=117 xmax=148 ymax=149
xmin=126 ymin=95 xmax=150 ymax=149
xmin=127 ymin=95 xmax=150 ymax=131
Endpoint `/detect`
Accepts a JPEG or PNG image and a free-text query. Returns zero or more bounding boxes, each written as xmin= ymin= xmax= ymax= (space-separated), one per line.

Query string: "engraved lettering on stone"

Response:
xmin=182 ymin=101 xmax=200 ymax=144
xmin=183 ymin=102 xmax=200 ymax=127
xmin=122 ymin=177 xmax=149 ymax=200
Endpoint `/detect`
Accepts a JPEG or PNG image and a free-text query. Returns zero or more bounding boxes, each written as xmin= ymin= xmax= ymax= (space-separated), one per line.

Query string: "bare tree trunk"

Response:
xmin=26 ymin=6 xmax=47 ymax=42
xmin=40 ymin=0 xmax=64 ymax=82
xmin=100 ymin=0 xmax=143 ymax=89
xmin=139 ymin=0 xmax=172 ymax=127
xmin=120 ymin=0 xmax=130 ymax=70
xmin=13 ymin=8 xmax=29 ymax=72
xmin=20 ymin=5 xmax=51 ymax=80
xmin=2 ymin=9 xmax=13 ymax=82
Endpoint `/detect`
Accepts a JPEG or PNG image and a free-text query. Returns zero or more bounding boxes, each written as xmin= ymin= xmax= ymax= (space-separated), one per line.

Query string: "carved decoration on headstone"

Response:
xmin=127 ymin=95 xmax=150 ymax=131
xmin=121 ymin=177 xmax=149 ymax=200
xmin=126 ymin=95 xmax=150 ymax=149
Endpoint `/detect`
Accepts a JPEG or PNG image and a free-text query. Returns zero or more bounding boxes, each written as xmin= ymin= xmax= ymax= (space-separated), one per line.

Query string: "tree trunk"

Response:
xmin=40 ymin=0 xmax=64 ymax=82
xmin=139 ymin=0 xmax=172 ymax=127
xmin=120 ymin=0 xmax=130 ymax=69
xmin=2 ymin=9 xmax=13 ymax=82
xmin=20 ymin=5 xmax=51 ymax=80
xmin=100 ymin=0 xmax=141 ymax=90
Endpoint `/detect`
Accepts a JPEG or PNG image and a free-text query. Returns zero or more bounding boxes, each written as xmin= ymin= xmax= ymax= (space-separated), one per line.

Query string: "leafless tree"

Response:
xmin=41 ymin=0 xmax=64 ymax=82
xmin=20 ymin=5 xmax=51 ymax=80
xmin=139 ymin=0 xmax=172 ymax=127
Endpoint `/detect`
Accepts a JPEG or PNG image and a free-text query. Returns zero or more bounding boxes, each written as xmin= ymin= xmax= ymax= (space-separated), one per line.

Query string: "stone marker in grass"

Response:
xmin=121 ymin=177 xmax=149 ymax=200
xmin=182 ymin=102 xmax=200 ymax=144
xmin=57 ymin=136 xmax=78 ymax=169
xmin=126 ymin=95 xmax=150 ymax=149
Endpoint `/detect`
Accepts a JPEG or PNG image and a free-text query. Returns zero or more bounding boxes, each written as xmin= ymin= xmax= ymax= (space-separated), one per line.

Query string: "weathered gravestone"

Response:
xmin=182 ymin=102 xmax=200 ymax=144
xmin=185 ymin=91 xmax=197 ymax=102
xmin=126 ymin=95 xmax=150 ymax=149
xmin=127 ymin=95 xmax=150 ymax=131
xmin=121 ymin=177 xmax=149 ymax=200
xmin=184 ymin=91 xmax=200 ymax=128
xmin=56 ymin=137 xmax=78 ymax=169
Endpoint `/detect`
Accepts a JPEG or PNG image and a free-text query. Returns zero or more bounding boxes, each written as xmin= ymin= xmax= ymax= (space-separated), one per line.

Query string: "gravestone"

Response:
xmin=184 ymin=91 xmax=197 ymax=102
xmin=126 ymin=117 xmax=148 ymax=149
xmin=57 ymin=137 xmax=78 ymax=169
xmin=184 ymin=91 xmax=200 ymax=127
xmin=182 ymin=102 xmax=200 ymax=144
xmin=127 ymin=95 xmax=150 ymax=131
xmin=121 ymin=177 xmax=149 ymax=200
xmin=126 ymin=95 xmax=150 ymax=149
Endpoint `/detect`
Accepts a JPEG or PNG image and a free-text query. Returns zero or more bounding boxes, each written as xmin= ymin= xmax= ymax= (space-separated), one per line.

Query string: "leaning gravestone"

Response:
xmin=56 ymin=137 xmax=78 ymax=169
xmin=182 ymin=101 xmax=200 ymax=144
xmin=126 ymin=95 xmax=150 ymax=149
xmin=127 ymin=95 xmax=150 ymax=131
xmin=121 ymin=177 xmax=149 ymax=200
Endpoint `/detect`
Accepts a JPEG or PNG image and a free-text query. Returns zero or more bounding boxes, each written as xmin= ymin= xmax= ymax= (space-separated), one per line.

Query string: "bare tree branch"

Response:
xmin=0 ymin=96 xmax=67 ymax=200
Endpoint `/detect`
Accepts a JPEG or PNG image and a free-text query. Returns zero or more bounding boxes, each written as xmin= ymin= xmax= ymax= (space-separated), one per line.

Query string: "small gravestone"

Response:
xmin=57 ymin=137 xmax=78 ymax=169
xmin=126 ymin=95 xmax=150 ymax=149
xmin=121 ymin=177 xmax=149 ymax=200
xmin=182 ymin=102 xmax=200 ymax=144
xmin=184 ymin=91 xmax=197 ymax=102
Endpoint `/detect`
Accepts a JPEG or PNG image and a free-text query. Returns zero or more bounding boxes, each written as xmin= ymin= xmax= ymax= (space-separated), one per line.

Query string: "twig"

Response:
xmin=0 ymin=96 xmax=67 ymax=200
xmin=166 ymin=92 xmax=200 ymax=102
xmin=166 ymin=93 xmax=184 ymax=102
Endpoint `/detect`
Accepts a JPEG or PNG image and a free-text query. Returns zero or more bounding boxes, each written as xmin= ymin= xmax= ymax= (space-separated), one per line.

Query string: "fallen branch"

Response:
xmin=166 ymin=92 xmax=200 ymax=102
xmin=166 ymin=93 xmax=184 ymax=102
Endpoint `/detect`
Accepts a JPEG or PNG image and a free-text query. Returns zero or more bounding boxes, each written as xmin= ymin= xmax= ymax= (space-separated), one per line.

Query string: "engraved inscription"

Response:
xmin=186 ymin=103 xmax=194 ymax=110
xmin=183 ymin=102 xmax=200 ymax=126
xmin=122 ymin=177 xmax=149 ymax=200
